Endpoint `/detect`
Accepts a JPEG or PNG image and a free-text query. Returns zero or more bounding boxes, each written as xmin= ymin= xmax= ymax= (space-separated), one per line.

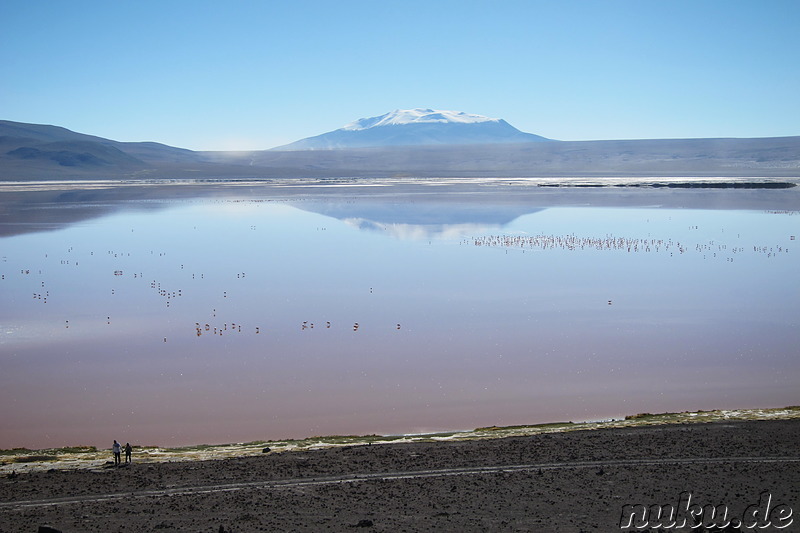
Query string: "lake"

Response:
xmin=1 ymin=180 xmax=798 ymax=449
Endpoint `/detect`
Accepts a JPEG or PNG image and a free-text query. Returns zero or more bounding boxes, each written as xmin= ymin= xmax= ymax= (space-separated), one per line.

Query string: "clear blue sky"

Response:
xmin=2 ymin=0 xmax=798 ymax=150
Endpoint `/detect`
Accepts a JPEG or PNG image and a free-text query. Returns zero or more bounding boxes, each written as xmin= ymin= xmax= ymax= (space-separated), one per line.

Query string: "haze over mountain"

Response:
xmin=271 ymin=109 xmax=551 ymax=150
xmin=1 ymin=118 xmax=799 ymax=181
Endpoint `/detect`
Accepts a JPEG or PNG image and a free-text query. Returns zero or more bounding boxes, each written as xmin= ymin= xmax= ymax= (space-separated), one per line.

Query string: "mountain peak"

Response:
xmin=273 ymin=109 xmax=550 ymax=150
xmin=342 ymin=109 xmax=501 ymax=131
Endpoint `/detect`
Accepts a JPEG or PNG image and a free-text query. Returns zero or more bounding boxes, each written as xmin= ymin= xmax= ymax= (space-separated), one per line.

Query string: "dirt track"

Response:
xmin=2 ymin=419 xmax=799 ymax=532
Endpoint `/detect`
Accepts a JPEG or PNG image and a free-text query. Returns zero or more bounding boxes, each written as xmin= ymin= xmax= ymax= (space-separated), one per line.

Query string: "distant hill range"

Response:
xmin=1 ymin=115 xmax=799 ymax=181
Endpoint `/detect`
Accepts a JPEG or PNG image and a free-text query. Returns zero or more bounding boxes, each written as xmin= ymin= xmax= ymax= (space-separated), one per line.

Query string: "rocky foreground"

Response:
xmin=1 ymin=419 xmax=798 ymax=532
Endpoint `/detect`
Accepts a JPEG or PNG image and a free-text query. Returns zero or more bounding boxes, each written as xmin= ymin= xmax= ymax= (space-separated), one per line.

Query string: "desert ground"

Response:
xmin=1 ymin=419 xmax=798 ymax=532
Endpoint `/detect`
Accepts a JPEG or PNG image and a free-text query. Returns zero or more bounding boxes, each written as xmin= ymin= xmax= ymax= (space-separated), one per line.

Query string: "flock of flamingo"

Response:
xmin=471 ymin=233 xmax=791 ymax=261
xmin=192 ymin=319 xmax=402 ymax=337
xmin=17 ymin=250 xmax=404 ymax=340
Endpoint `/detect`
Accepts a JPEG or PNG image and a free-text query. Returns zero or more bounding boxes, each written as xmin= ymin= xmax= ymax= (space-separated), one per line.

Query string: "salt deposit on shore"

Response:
xmin=2 ymin=406 xmax=797 ymax=474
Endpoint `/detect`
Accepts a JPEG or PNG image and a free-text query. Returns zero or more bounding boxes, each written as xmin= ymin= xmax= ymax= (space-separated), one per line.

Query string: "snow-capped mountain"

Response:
xmin=342 ymin=109 xmax=502 ymax=130
xmin=272 ymin=109 xmax=551 ymax=150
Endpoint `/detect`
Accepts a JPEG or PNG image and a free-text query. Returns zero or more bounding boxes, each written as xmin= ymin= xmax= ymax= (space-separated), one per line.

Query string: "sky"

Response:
xmin=1 ymin=0 xmax=799 ymax=151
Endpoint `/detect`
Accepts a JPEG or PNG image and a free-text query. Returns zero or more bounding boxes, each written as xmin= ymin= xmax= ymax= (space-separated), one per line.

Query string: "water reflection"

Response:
xmin=1 ymin=191 xmax=798 ymax=449
xmin=292 ymin=199 xmax=543 ymax=239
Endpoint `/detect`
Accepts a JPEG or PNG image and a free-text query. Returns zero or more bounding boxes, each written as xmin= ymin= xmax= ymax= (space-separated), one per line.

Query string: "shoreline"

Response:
xmin=2 ymin=175 xmax=799 ymax=188
xmin=3 ymin=406 xmax=798 ymax=474
xmin=2 ymin=417 xmax=798 ymax=532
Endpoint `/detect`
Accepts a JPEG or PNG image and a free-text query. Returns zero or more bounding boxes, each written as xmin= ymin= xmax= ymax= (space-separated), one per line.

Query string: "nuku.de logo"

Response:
xmin=620 ymin=491 xmax=793 ymax=530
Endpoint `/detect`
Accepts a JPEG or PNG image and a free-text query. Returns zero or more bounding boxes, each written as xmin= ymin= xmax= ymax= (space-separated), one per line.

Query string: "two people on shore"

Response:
xmin=112 ymin=440 xmax=133 ymax=465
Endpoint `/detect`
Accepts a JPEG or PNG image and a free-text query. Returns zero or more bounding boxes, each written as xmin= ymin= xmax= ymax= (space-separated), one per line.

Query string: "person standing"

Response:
xmin=124 ymin=442 xmax=132 ymax=463
xmin=112 ymin=440 xmax=121 ymax=466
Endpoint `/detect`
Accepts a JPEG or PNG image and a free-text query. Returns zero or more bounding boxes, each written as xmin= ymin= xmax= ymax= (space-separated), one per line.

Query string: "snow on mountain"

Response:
xmin=272 ymin=109 xmax=551 ymax=150
xmin=342 ymin=109 xmax=501 ymax=131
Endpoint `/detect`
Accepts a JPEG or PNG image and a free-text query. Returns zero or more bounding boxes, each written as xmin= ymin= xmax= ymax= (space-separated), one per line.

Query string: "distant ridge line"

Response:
xmin=2 ymin=119 xmax=799 ymax=180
